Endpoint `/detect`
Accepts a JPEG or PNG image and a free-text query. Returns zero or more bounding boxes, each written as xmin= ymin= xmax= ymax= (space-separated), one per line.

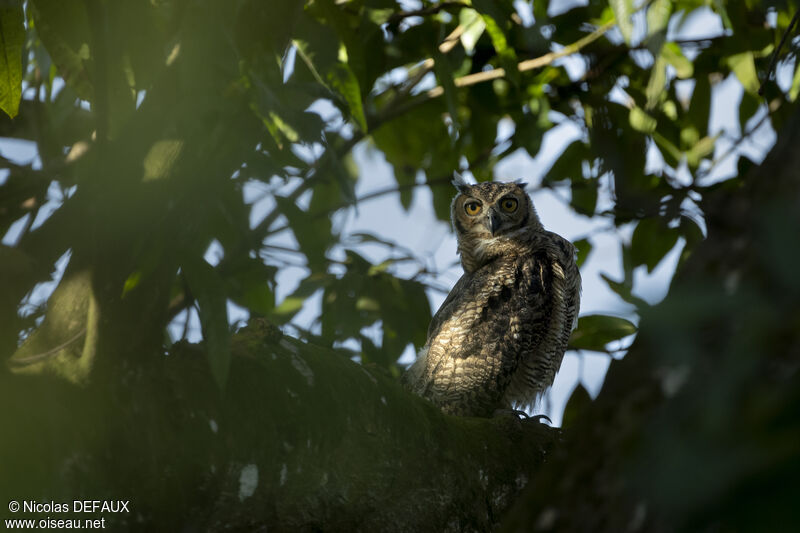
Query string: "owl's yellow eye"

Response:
xmin=500 ymin=197 xmax=518 ymax=213
xmin=464 ymin=201 xmax=482 ymax=215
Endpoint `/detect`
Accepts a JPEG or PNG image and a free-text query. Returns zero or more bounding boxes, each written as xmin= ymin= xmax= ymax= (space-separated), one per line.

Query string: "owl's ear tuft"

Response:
xmin=452 ymin=172 xmax=472 ymax=194
xmin=514 ymin=179 xmax=529 ymax=189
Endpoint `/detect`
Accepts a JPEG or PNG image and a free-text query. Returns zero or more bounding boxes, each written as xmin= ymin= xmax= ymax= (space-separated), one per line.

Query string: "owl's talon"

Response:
xmin=529 ymin=414 xmax=552 ymax=425
xmin=492 ymin=408 xmax=530 ymax=419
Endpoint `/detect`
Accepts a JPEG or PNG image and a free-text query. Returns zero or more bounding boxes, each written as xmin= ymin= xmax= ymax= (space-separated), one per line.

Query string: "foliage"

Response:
xmin=1 ymin=0 xmax=799 ymax=529
xmin=1 ymin=0 xmax=798 ymax=383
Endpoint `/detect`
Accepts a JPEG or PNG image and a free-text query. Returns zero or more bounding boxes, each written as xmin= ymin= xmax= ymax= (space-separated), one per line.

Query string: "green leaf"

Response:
xmin=30 ymin=0 xmax=93 ymax=100
xmin=645 ymin=57 xmax=667 ymax=110
xmin=726 ymin=51 xmax=759 ymax=95
xmin=677 ymin=215 xmax=704 ymax=269
xmin=9 ymin=268 xmax=99 ymax=385
xmin=328 ymin=62 xmax=367 ymax=132
xmin=182 ymin=258 xmax=231 ymax=390
xmin=738 ymin=91 xmax=760 ymax=132
xmin=688 ymin=74 xmax=711 ymax=135
xmin=477 ymin=10 xmax=518 ymax=85
xmin=646 ymin=0 xmax=671 ymax=44
xmin=274 ymin=196 xmax=332 ymax=271
xmin=600 ymin=272 xmax=650 ymax=308
xmin=630 ymin=107 xmax=657 ymax=133
xmin=458 ymin=8 xmax=486 ymax=54
xmin=371 ymin=99 xmax=452 ymax=211
xmin=790 ymin=62 xmax=800 ymax=102
xmin=569 ymin=314 xmax=637 ymax=351
xmin=686 ymin=135 xmax=716 ymax=168
xmin=514 ymin=112 xmax=547 ymax=158
xmin=661 ymin=42 xmax=693 ymax=79
xmin=481 ymin=13 xmax=511 ymax=56
xmin=269 ymin=275 xmax=326 ymax=324
xmin=0 ymin=3 xmax=24 ymax=118
xmin=630 ymin=217 xmax=680 ymax=273
xmin=652 ymin=131 xmax=681 ymax=167
xmin=226 ymin=257 xmax=276 ymax=316
xmin=533 ymin=0 xmax=549 ymax=23
xmin=432 ymin=46 xmax=459 ymax=129
xmin=610 ymin=0 xmax=634 ymax=44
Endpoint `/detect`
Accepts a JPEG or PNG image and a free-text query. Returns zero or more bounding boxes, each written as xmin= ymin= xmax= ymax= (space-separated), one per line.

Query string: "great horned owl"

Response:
xmin=402 ymin=180 xmax=581 ymax=417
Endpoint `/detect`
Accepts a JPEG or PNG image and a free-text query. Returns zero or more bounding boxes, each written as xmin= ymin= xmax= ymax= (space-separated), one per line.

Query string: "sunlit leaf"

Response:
xmin=610 ymin=0 xmax=634 ymax=44
xmin=328 ymin=62 xmax=367 ymax=132
xmin=0 ymin=2 xmax=24 ymax=118
xmin=630 ymin=107 xmax=657 ymax=133
xmin=661 ymin=42 xmax=693 ymax=79
xmin=790 ymin=62 xmax=800 ymax=102
xmin=726 ymin=51 xmax=759 ymax=95
xmin=458 ymin=8 xmax=486 ymax=54
xmin=686 ymin=135 xmax=716 ymax=168
xmin=645 ymin=0 xmax=671 ymax=47
xmin=645 ymin=57 xmax=667 ymax=110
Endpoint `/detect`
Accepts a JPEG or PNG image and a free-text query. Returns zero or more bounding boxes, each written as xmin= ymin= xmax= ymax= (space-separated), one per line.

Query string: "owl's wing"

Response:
xmin=504 ymin=232 xmax=581 ymax=411
xmin=412 ymin=252 xmax=555 ymax=416
xmin=425 ymin=273 xmax=475 ymax=341
xmin=408 ymin=233 xmax=582 ymax=416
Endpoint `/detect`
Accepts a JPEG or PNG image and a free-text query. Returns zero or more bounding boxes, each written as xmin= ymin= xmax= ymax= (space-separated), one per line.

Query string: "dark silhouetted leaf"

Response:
xmin=569 ymin=314 xmax=637 ymax=352
xmin=183 ymin=258 xmax=231 ymax=390
xmin=631 ymin=217 xmax=680 ymax=273
xmin=573 ymin=238 xmax=592 ymax=268
xmin=562 ymin=382 xmax=592 ymax=427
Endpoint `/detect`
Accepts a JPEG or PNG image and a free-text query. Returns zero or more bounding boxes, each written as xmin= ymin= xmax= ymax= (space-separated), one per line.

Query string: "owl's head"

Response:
xmin=451 ymin=180 xmax=542 ymax=239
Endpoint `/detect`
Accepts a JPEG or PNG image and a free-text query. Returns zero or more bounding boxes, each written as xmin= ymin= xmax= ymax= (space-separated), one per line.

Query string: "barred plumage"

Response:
xmin=402 ymin=180 xmax=581 ymax=417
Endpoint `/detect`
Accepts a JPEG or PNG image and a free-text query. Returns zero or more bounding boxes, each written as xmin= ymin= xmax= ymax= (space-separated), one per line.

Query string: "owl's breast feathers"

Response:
xmin=403 ymin=230 xmax=581 ymax=417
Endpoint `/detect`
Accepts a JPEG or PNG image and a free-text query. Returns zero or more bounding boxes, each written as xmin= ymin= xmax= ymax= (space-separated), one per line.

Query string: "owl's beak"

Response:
xmin=484 ymin=210 xmax=502 ymax=236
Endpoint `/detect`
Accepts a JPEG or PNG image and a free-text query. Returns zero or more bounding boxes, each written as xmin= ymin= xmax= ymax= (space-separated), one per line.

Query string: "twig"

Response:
xmin=387 ymin=2 xmax=469 ymax=24
xmin=8 ymin=328 xmax=87 ymax=366
xmin=758 ymin=7 xmax=800 ymax=96
xmin=265 ymin=139 xmax=497 ymax=239
xmin=696 ymin=108 xmax=772 ymax=180
xmin=426 ymin=21 xmax=614 ymax=98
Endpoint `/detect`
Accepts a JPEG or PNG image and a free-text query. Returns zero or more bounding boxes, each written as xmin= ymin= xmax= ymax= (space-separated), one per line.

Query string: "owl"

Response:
xmin=402 ymin=179 xmax=581 ymax=417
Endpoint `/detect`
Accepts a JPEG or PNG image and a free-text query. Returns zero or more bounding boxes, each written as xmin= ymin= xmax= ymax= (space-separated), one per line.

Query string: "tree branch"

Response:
xmin=426 ymin=21 xmax=615 ymax=98
xmin=759 ymin=7 xmax=800 ymax=96
xmin=387 ymin=2 xmax=469 ymax=24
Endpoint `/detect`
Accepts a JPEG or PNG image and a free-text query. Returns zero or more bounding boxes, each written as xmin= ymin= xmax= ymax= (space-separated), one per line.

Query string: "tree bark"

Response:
xmin=501 ymin=104 xmax=800 ymax=532
xmin=1 ymin=320 xmax=556 ymax=531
